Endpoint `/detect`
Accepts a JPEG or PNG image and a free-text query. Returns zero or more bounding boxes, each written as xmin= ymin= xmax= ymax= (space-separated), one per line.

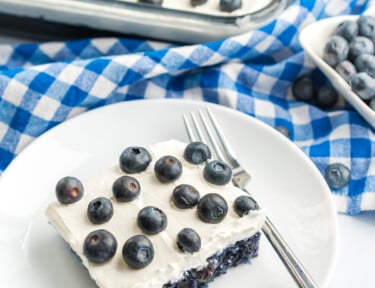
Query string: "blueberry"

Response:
xmin=119 ymin=146 xmax=152 ymax=174
xmin=83 ymin=229 xmax=117 ymax=264
xmin=335 ymin=60 xmax=357 ymax=82
xmin=203 ymin=160 xmax=232 ymax=186
xmin=354 ymin=54 xmax=375 ymax=77
xmin=291 ymin=76 xmax=315 ymax=102
xmin=87 ymin=197 xmax=114 ymax=224
xmin=316 ymin=86 xmax=338 ymax=109
xmin=357 ymin=15 xmax=375 ymax=41
xmin=112 ymin=175 xmax=140 ymax=202
xmin=275 ymin=125 xmax=291 ymax=138
xmin=323 ymin=35 xmax=349 ymax=67
xmin=122 ymin=235 xmax=154 ymax=269
xmin=219 ymin=0 xmax=242 ymax=12
xmin=349 ymin=36 xmax=374 ymax=60
xmin=334 ymin=20 xmax=358 ymax=42
xmin=197 ymin=193 xmax=228 ymax=224
xmin=138 ymin=0 xmax=162 ymax=5
xmin=184 ymin=142 xmax=211 ymax=165
xmin=55 ymin=176 xmax=84 ymax=204
xmin=191 ymin=0 xmax=207 ymax=6
xmin=176 ymin=228 xmax=201 ymax=254
xmin=137 ymin=206 xmax=167 ymax=234
xmin=350 ymin=72 xmax=375 ymax=100
xmin=233 ymin=196 xmax=258 ymax=217
xmin=172 ymin=184 xmax=200 ymax=209
xmin=325 ymin=163 xmax=350 ymax=189
xmin=154 ymin=155 xmax=183 ymax=183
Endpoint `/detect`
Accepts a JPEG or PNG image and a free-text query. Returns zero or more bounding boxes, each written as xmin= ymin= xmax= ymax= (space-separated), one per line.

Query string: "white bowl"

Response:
xmin=299 ymin=9 xmax=375 ymax=128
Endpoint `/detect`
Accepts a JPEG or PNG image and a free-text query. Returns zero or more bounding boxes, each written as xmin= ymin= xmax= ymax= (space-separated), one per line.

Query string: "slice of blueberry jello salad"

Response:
xmin=46 ymin=139 xmax=265 ymax=287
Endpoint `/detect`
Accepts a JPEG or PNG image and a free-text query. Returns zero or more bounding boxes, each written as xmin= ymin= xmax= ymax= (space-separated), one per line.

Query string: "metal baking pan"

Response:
xmin=0 ymin=0 xmax=290 ymax=43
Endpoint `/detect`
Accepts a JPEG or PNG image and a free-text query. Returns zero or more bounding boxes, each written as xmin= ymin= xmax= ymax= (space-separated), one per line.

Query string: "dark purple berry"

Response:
xmin=350 ymin=72 xmax=375 ymax=101
xmin=349 ymin=36 xmax=374 ymax=60
xmin=154 ymin=155 xmax=183 ymax=183
xmin=191 ymin=0 xmax=207 ymax=6
xmin=122 ymin=235 xmax=154 ymax=269
xmin=233 ymin=196 xmax=259 ymax=217
xmin=172 ymin=184 xmax=200 ymax=209
xmin=138 ymin=0 xmax=162 ymax=5
xmin=316 ymin=86 xmax=338 ymax=109
xmin=291 ymin=76 xmax=315 ymax=102
xmin=323 ymin=35 xmax=349 ymax=67
xmin=334 ymin=20 xmax=358 ymax=42
xmin=219 ymin=0 xmax=242 ymax=12
xmin=184 ymin=142 xmax=211 ymax=165
xmin=325 ymin=163 xmax=350 ymax=189
xmin=112 ymin=175 xmax=140 ymax=202
xmin=119 ymin=146 xmax=152 ymax=174
xmin=197 ymin=193 xmax=228 ymax=224
xmin=335 ymin=60 xmax=357 ymax=82
xmin=203 ymin=160 xmax=232 ymax=186
xmin=55 ymin=176 xmax=84 ymax=204
xmin=87 ymin=197 xmax=114 ymax=224
xmin=83 ymin=229 xmax=117 ymax=264
xmin=358 ymin=15 xmax=375 ymax=41
xmin=177 ymin=228 xmax=201 ymax=254
xmin=354 ymin=54 xmax=375 ymax=77
xmin=137 ymin=206 xmax=167 ymax=235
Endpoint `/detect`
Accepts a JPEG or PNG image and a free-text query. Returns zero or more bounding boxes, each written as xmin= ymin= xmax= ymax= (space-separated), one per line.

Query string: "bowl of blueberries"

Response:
xmin=299 ymin=7 xmax=375 ymax=128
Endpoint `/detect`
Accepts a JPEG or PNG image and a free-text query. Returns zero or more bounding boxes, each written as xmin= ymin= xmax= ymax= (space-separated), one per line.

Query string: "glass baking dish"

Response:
xmin=0 ymin=0 xmax=290 ymax=43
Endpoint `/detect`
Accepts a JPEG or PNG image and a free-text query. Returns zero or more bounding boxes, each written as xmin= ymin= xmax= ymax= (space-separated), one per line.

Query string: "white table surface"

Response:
xmin=1 ymin=30 xmax=375 ymax=288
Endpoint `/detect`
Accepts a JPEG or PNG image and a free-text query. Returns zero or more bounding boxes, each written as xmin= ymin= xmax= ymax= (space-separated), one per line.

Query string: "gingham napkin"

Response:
xmin=0 ymin=0 xmax=374 ymax=215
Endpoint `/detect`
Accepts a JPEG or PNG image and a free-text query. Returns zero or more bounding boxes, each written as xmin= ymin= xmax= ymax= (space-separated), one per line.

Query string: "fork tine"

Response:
xmin=205 ymin=107 xmax=239 ymax=167
xmin=183 ymin=114 xmax=196 ymax=142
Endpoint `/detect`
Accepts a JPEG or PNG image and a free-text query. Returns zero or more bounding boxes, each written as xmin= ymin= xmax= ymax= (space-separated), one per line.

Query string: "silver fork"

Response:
xmin=183 ymin=108 xmax=318 ymax=288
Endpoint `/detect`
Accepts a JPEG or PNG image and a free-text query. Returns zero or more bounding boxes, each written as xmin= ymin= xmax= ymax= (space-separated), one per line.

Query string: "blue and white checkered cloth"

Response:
xmin=0 ymin=0 xmax=374 ymax=215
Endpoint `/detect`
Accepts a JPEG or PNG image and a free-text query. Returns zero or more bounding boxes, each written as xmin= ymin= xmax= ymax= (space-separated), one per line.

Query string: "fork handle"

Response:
xmin=261 ymin=216 xmax=318 ymax=288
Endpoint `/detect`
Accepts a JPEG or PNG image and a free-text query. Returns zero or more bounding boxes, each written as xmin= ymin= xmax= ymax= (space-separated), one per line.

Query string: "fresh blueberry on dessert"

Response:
xmin=350 ymin=72 xmax=375 ymax=100
xmin=291 ymin=76 xmax=315 ymax=102
xmin=348 ymin=36 xmax=374 ymax=60
xmin=119 ymin=146 xmax=152 ymax=174
xmin=325 ymin=163 xmax=350 ymax=189
xmin=323 ymin=35 xmax=349 ymax=67
xmin=177 ymin=228 xmax=201 ymax=254
xmin=83 ymin=229 xmax=117 ymax=264
xmin=55 ymin=176 xmax=84 ymax=204
xmin=137 ymin=206 xmax=168 ymax=234
xmin=138 ymin=0 xmax=162 ymax=5
xmin=112 ymin=175 xmax=141 ymax=202
xmin=219 ymin=0 xmax=242 ymax=12
xmin=184 ymin=141 xmax=211 ymax=165
xmin=334 ymin=20 xmax=358 ymax=42
xmin=190 ymin=0 xmax=207 ymax=7
xmin=87 ymin=197 xmax=114 ymax=224
xmin=234 ymin=195 xmax=259 ymax=217
xmin=123 ymin=235 xmax=154 ymax=269
xmin=172 ymin=184 xmax=200 ymax=209
xmin=154 ymin=155 xmax=183 ymax=183
xmin=203 ymin=160 xmax=232 ymax=185
xmin=197 ymin=193 xmax=228 ymax=224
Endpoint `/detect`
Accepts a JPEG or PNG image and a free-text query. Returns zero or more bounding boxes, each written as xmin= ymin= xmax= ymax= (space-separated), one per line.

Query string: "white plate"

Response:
xmin=0 ymin=99 xmax=338 ymax=288
xmin=299 ymin=8 xmax=375 ymax=129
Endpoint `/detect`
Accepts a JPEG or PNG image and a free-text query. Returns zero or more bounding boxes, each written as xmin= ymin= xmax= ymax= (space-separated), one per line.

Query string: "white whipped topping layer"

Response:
xmin=46 ymin=139 xmax=265 ymax=288
xmin=119 ymin=0 xmax=272 ymax=16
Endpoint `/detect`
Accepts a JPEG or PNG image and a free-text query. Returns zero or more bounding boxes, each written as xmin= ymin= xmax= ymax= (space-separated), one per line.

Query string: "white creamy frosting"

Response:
xmin=46 ymin=139 xmax=265 ymax=288
xmin=119 ymin=0 xmax=272 ymax=16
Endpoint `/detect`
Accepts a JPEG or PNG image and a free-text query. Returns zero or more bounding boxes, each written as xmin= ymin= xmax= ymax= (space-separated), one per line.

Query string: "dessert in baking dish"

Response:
xmin=46 ymin=139 xmax=265 ymax=287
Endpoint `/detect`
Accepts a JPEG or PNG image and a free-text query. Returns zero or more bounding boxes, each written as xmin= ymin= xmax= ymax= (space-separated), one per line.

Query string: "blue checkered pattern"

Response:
xmin=0 ymin=0 xmax=374 ymax=215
